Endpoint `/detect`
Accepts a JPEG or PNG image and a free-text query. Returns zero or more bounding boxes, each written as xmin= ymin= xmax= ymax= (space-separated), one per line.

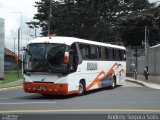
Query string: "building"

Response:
xmin=0 ymin=18 xmax=4 ymax=79
xmin=4 ymin=48 xmax=17 ymax=70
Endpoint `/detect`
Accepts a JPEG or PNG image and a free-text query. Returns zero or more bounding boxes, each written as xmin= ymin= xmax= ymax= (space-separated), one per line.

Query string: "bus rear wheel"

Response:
xmin=111 ymin=76 xmax=116 ymax=89
xmin=77 ymin=81 xmax=85 ymax=96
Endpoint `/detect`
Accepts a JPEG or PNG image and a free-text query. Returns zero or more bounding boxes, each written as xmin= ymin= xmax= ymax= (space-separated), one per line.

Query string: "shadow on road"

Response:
xmin=85 ymin=85 xmax=122 ymax=96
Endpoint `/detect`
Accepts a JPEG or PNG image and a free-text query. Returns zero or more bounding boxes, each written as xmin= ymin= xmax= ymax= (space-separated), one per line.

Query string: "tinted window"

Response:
xmin=79 ymin=44 xmax=90 ymax=59
xmin=24 ymin=43 xmax=67 ymax=73
xmin=100 ymin=47 xmax=107 ymax=60
xmin=107 ymin=48 xmax=114 ymax=60
xmin=79 ymin=44 xmax=126 ymax=61
xmin=122 ymin=50 xmax=126 ymax=61
xmin=90 ymin=46 xmax=98 ymax=59
xmin=115 ymin=49 xmax=120 ymax=61
xmin=69 ymin=43 xmax=78 ymax=72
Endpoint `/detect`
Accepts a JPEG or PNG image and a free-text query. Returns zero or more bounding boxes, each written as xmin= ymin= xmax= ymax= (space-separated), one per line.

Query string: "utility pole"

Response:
xmin=17 ymin=28 xmax=20 ymax=78
xmin=14 ymin=38 xmax=16 ymax=54
xmin=147 ymin=29 xmax=150 ymax=48
xmin=145 ymin=26 xmax=147 ymax=56
xmin=135 ymin=46 xmax=137 ymax=80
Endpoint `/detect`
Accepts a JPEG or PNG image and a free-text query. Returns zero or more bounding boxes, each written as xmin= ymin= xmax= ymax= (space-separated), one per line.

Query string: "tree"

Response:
xmin=26 ymin=21 xmax=39 ymax=38
xmin=117 ymin=1 xmax=160 ymax=46
xmin=31 ymin=0 xmax=160 ymax=46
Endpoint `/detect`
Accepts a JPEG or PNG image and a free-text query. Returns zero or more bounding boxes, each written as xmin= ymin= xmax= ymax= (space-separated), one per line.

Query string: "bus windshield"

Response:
xmin=24 ymin=43 xmax=69 ymax=74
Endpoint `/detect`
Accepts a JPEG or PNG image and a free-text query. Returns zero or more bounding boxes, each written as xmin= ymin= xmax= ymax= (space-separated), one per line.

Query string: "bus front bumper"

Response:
xmin=23 ymin=82 xmax=78 ymax=95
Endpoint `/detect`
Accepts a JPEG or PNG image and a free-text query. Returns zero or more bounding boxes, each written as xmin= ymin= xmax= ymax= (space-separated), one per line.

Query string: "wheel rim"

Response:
xmin=112 ymin=80 xmax=115 ymax=87
xmin=79 ymin=83 xmax=83 ymax=94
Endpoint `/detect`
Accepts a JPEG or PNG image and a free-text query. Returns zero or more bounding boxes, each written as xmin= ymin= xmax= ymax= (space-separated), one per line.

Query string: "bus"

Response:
xmin=23 ymin=36 xmax=126 ymax=96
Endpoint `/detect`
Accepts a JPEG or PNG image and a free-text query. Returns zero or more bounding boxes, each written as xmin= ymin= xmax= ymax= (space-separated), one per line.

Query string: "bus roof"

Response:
xmin=29 ymin=36 xmax=126 ymax=50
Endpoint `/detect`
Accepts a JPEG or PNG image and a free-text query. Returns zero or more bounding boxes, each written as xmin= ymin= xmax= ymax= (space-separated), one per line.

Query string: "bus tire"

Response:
xmin=77 ymin=81 xmax=85 ymax=96
xmin=111 ymin=76 xmax=116 ymax=89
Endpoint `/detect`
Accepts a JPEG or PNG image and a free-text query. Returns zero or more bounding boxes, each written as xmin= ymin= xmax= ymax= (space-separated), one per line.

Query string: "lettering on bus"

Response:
xmin=87 ymin=62 xmax=98 ymax=70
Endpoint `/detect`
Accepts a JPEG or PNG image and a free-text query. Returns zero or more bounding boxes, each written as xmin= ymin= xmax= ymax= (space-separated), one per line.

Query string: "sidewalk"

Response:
xmin=126 ymin=76 xmax=160 ymax=90
xmin=137 ymin=75 xmax=160 ymax=85
xmin=0 ymin=79 xmax=23 ymax=88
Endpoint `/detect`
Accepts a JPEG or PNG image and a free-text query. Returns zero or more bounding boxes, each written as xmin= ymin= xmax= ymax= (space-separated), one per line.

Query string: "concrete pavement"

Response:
xmin=126 ymin=76 xmax=160 ymax=90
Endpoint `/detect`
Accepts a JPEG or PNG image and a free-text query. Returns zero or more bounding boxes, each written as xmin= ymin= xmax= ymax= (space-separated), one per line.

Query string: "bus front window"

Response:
xmin=24 ymin=43 xmax=68 ymax=74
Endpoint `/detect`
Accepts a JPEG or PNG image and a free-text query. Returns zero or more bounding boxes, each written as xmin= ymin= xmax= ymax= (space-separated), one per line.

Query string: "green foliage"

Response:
xmin=32 ymin=0 xmax=160 ymax=46
xmin=0 ymin=71 xmax=22 ymax=84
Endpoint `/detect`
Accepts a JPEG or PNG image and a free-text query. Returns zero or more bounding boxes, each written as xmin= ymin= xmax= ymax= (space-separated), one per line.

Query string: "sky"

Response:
xmin=0 ymin=0 xmax=159 ymax=52
xmin=0 ymin=0 xmax=40 ymax=52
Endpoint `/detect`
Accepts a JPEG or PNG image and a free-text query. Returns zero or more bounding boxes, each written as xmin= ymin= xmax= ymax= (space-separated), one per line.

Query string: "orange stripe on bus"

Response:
xmin=86 ymin=63 xmax=124 ymax=91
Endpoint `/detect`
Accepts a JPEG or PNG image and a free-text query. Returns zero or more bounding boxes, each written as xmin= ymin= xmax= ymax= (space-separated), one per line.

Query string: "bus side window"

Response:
xmin=115 ymin=49 xmax=119 ymax=61
xmin=105 ymin=47 xmax=108 ymax=60
xmin=99 ymin=47 xmax=102 ymax=60
xmin=100 ymin=47 xmax=107 ymax=60
xmin=90 ymin=46 xmax=98 ymax=60
xmin=79 ymin=44 xmax=90 ymax=59
xmin=69 ymin=43 xmax=78 ymax=72
xmin=113 ymin=48 xmax=115 ymax=60
xmin=119 ymin=49 xmax=122 ymax=61
xmin=108 ymin=48 xmax=113 ymax=61
xmin=122 ymin=50 xmax=126 ymax=61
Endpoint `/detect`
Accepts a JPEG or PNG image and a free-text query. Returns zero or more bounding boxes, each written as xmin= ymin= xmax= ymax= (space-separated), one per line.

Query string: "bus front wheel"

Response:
xmin=77 ymin=81 xmax=85 ymax=96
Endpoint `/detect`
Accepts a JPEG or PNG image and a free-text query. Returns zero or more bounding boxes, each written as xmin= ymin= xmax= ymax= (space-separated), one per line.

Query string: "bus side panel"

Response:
xmin=55 ymin=74 xmax=80 ymax=94
xmin=73 ymin=60 xmax=126 ymax=92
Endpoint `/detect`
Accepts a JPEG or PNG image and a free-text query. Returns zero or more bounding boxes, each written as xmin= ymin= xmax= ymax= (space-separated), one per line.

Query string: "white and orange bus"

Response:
xmin=23 ymin=36 xmax=126 ymax=96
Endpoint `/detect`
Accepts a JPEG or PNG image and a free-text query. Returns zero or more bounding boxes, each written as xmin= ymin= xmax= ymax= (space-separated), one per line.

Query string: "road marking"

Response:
xmin=0 ymin=109 xmax=160 ymax=113
xmin=0 ymin=86 xmax=22 ymax=91
xmin=0 ymin=101 xmax=56 ymax=105
xmin=0 ymin=98 xmax=10 ymax=100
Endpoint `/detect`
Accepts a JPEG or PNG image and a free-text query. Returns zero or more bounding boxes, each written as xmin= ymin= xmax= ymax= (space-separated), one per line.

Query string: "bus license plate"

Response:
xmin=38 ymin=86 xmax=46 ymax=91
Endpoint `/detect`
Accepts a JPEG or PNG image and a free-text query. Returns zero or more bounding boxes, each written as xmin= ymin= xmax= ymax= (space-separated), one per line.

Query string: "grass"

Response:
xmin=0 ymin=70 xmax=22 ymax=84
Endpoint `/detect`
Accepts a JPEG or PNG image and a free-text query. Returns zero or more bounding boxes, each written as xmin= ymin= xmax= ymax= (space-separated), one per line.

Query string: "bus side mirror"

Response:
xmin=64 ymin=52 xmax=69 ymax=64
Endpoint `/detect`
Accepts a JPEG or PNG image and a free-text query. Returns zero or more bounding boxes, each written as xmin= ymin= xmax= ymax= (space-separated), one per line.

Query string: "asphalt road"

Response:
xmin=0 ymin=81 xmax=160 ymax=115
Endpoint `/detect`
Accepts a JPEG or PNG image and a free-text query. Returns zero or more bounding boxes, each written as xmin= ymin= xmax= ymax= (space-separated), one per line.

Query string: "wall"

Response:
xmin=137 ymin=45 xmax=160 ymax=75
xmin=0 ymin=18 xmax=4 ymax=79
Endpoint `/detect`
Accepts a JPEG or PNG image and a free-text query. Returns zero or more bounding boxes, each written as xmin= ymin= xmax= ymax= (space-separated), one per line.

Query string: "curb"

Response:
xmin=126 ymin=78 xmax=160 ymax=90
xmin=0 ymin=79 xmax=23 ymax=89
xmin=0 ymin=85 xmax=23 ymax=91
xmin=125 ymin=79 xmax=147 ymax=87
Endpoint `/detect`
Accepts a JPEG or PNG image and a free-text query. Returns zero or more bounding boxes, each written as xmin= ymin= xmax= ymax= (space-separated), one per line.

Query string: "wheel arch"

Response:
xmin=113 ymin=74 xmax=116 ymax=81
xmin=79 ymin=79 xmax=86 ymax=87
xmin=112 ymin=74 xmax=117 ymax=88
